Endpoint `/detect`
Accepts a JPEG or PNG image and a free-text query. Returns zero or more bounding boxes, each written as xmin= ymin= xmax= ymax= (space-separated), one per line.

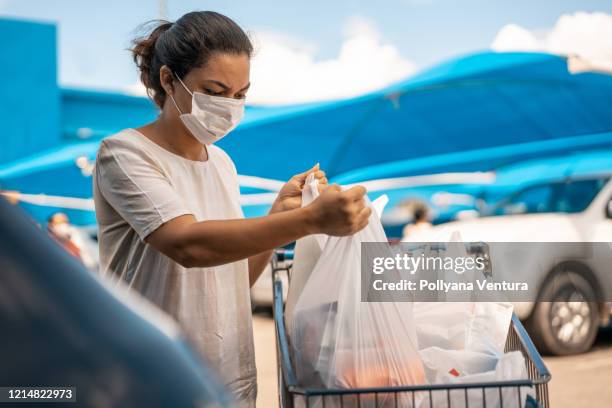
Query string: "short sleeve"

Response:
xmin=95 ymin=139 xmax=192 ymax=240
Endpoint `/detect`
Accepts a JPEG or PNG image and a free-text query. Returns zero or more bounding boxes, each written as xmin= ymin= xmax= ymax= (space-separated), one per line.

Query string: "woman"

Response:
xmin=93 ymin=11 xmax=370 ymax=407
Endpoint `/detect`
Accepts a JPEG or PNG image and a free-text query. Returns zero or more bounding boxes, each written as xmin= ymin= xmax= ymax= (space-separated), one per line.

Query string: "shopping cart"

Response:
xmin=270 ymin=249 xmax=551 ymax=408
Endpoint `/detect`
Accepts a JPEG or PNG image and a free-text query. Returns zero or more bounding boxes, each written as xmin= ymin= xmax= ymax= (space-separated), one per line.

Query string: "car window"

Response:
xmin=494 ymin=183 xmax=557 ymax=215
xmin=490 ymin=177 xmax=609 ymax=216
xmin=558 ymin=178 xmax=609 ymax=213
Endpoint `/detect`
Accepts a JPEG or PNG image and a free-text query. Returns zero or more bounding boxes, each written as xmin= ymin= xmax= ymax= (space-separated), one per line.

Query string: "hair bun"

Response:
xmin=131 ymin=20 xmax=173 ymax=104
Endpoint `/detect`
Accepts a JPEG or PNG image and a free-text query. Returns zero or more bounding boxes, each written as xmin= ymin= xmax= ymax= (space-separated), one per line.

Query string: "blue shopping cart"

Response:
xmin=270 ymin=249 xmax=551 ymax=408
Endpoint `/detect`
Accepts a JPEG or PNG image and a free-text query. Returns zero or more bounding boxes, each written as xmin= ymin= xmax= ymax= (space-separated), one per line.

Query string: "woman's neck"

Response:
xmin=142 ymin=109 xmax=209 ymax=162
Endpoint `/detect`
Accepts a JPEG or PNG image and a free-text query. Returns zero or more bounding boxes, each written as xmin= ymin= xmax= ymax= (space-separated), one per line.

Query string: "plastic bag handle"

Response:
xmin=302 ymin=173 xmax=327 ymax=249
xmin=302 ymin=173 xmax=389 ymax=250
xmin=302 ymin=172 xmax=319 ymax=206
xmin=304 ymin=172 xmax=389 ymax=217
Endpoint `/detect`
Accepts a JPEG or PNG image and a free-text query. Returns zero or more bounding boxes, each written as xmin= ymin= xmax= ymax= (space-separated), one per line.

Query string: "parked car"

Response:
xmin=0 ymin=197 xmax=229 ymax=407
xmin=403 ymin=174 xmax=612 ymax=355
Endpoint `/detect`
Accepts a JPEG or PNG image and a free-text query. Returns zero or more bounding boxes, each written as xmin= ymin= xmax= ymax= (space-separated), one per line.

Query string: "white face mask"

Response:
xmin=51 ymin=223 xmax=72 ymax=239
xmin=169 ymin=74 xmax=245 ymax=145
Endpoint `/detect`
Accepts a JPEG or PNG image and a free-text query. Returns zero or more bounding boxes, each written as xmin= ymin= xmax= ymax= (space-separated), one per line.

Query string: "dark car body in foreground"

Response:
xmin=0 ymin=197 xmax=228 ymax=407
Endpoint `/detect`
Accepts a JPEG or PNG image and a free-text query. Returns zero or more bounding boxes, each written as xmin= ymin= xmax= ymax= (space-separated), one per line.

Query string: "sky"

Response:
xmin=2 ymin=0 xmax=612 ymax=104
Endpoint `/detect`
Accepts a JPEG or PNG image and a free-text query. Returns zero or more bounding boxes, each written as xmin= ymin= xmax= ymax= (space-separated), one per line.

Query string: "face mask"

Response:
xmin=51 ymin=223 xmax=72 ymax=239
xmin=169 ymin=74 xmax=245 ymax=145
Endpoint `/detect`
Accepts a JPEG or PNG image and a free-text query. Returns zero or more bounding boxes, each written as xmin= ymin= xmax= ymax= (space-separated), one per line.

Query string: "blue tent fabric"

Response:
xmin=5 ymin=51 xmax=612 ymax=185
xmin=220 ymin=52 xmax=612 ymax=180
xmin=2 ymin=51 xmax=612 ymax=226
xmin=332 ymin=131 xmax=612 ymax=184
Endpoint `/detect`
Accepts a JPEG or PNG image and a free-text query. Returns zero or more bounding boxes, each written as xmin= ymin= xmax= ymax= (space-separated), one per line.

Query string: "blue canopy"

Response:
xmin=221 ymin=51 xmax=612 ymax=181
xmin=2 ymin=51 xmax=612 ymax=225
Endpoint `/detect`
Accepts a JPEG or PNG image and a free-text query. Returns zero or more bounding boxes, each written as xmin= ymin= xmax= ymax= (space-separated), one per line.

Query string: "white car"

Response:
xmin=403 ymin=174 xmax=612 ymax=355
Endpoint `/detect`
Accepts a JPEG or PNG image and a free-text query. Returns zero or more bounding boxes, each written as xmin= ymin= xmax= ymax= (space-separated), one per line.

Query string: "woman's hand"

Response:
xmin=305 ymin=184 xmax=371 ymax=236
xmin=271 ymin=164 xmax=328 ymax=213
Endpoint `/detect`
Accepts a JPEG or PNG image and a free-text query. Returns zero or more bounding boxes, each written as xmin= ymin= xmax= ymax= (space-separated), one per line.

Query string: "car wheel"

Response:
xmin=526 ymin=270 xmax=599 ymax=355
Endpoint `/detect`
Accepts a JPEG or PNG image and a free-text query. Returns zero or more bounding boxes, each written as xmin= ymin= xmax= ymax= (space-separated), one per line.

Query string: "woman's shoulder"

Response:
xmin=99 ymin=128 xmax=145 ymax=152
xmin=98 ymin=129 xmax=159 ymax=160
xmin=209 ymin=144 xmax=236 ymax=169
xmin=96 ymin=129 xmax=161 ymax=170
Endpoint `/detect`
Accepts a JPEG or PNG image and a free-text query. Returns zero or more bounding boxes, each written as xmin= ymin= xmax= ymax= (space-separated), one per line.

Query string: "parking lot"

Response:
xmin=543 ymin=327 xmax=612 ymax=407
xmin=253 ymin=312 xmax=612 ymax=408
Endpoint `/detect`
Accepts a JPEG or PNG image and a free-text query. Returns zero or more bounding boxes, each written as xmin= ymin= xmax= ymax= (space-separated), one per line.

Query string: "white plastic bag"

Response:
xmin=419 ymin=347 xmax=499 ymax=383
xmin=414 ymin=302 xmax=514 ymax=356
xmin=413 ymin=279 xmax=528 ymax=407
xmin=421 ymin=351 xmax=533 ymax=408
xmin=409 ymin=236 xmax=526 ymax=407
xmin=289 ymin=174 xmax=426 ymax=407
xmin=285 ymin=175 xmax=388 ymax=335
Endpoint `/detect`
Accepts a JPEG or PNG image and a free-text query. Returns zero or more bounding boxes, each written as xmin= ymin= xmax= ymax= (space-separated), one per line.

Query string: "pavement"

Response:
xmin=253 ymin=311 xmax=278 ymax=408
xmin=253 ymin=311 xmax=612 ymax=408
xmin=543 ymin=327 xmax=612 ymax=408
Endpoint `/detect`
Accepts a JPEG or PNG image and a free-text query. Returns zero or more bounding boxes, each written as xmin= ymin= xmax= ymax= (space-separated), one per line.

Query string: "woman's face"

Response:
xmin=166 ymin=52 xmax=251 ymax=114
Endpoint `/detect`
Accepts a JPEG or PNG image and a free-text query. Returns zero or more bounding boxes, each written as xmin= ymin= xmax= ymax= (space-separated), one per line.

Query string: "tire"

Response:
xmin=526 ymin=270 xmax=599 ymax=355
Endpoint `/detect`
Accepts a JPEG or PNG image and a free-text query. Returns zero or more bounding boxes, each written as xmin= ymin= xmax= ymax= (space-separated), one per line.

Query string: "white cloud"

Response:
xmin=491 ymin=24 xmax=542 ymax=52
xmin=124 ymin=81 xmax=147 ymax=97
xmin=492 ymin=11 xmax=612 ymax=71
xmin=247 ymin=16 xmax=416 ymax=105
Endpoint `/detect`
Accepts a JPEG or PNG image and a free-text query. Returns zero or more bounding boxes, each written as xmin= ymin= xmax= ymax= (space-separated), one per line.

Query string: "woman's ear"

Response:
xmin=159 ymin=65 xmax=175 ymax=96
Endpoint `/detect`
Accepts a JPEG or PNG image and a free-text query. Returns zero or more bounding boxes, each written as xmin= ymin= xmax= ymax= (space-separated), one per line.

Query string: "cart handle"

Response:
xmin=511 ymin=314 xmax=551 ymax=383
xmin=273 ymin=278 xmax=299 ymax=387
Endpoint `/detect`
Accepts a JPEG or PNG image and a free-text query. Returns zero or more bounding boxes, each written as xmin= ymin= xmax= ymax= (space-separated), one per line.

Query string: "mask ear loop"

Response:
xmin=174 ymin=72 xmax=193 ymax=96
xmin=169 ymin=71 xmax=192 ymax=115
xmin=169 ymin=94 xmax=183 ymax=115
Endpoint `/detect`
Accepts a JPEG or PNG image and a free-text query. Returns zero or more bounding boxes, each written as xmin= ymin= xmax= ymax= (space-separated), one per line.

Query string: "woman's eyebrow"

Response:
xmin=203 ymin=79 xmax=230 ymax=90
xmin=238 ymin=82 xmax=251 ymax=93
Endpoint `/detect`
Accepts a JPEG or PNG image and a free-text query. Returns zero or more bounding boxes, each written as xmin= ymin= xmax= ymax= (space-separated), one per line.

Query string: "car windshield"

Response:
xmin=485 ymin=177 xmax=609 ymax=216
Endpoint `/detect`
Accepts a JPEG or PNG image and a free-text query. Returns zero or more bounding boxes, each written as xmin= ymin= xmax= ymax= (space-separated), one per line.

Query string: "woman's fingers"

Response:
xmin=291 ymin=165 xmax=327 ymax=189
xmin=354 ymin=206 xmax=372 ymax=232
xmin=359 ymin=205 xmax=372 ymax=221
xmin=327 ymin=183 xmax=342 ymax=193
xmin=343 ymin=185 xmax=367 ymax=202
xmin=293 ymin=163 xmax=320 ymax=184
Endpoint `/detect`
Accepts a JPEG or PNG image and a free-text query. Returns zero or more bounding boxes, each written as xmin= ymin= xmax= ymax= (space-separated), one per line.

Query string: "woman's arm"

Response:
xmin=145 ymin=184 xmax=371 ymax=269
xmin=248 ymin=251 xmax=273 ymax=287
xmin=246 ymin=201 xmax=282 ymax=287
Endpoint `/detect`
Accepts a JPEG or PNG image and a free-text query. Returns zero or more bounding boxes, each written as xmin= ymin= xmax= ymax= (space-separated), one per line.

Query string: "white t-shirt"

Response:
xmin=93 ymin=128 xmax=256 ymax=406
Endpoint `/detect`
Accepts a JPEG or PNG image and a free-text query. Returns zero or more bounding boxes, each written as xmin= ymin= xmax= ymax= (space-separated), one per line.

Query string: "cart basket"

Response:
xmin=270 ymin=249 xmax=551 ymax=408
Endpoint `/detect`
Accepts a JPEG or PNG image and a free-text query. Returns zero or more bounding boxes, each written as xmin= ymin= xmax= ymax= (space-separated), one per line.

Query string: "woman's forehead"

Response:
xmin=188 ymin=53 xmax=250 ymax=87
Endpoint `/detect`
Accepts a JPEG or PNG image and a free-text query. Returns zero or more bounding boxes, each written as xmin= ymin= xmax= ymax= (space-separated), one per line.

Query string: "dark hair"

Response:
xmin=131 ymin=11 xmax=253 ymax=108
xmin=413 ymin=205 xmax=428 ymax=222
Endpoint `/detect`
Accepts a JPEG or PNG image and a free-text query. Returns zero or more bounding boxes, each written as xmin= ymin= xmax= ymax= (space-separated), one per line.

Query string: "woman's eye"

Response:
xmin=204 ymin=88 xmax=224 ymax=96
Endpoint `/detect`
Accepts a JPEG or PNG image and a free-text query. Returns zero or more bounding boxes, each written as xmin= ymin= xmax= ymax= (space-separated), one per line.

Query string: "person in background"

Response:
xmin=47 ymin=212 xmax=83 ymax=260
xmin=47 ymin=212 xmax=98 ymax=270
xmin=93 ymin=11 xmax=370 ymax=407
xmin=402 ymin=201 xmax=433 ymax=239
